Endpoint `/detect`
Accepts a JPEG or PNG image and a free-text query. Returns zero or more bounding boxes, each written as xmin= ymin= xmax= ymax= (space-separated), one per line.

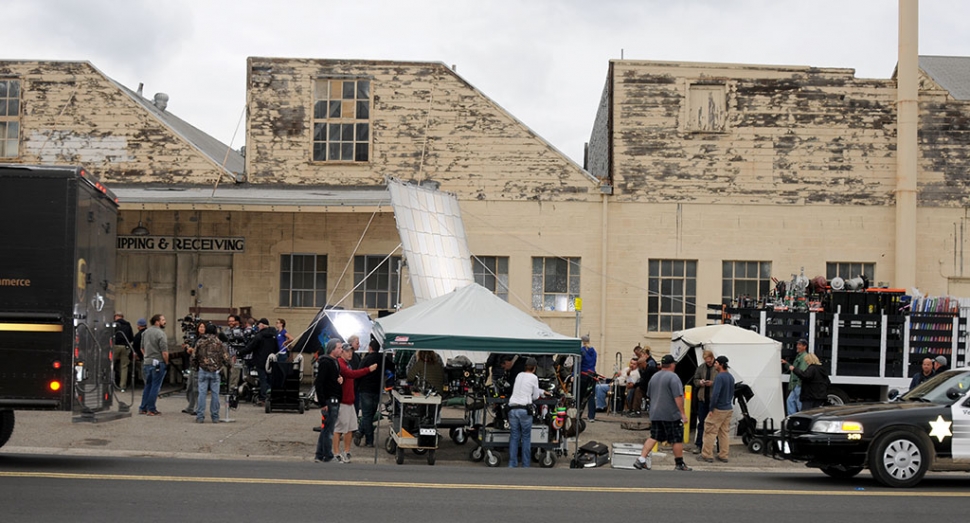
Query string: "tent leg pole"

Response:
xmin=573 ymin=356 xmax=580 ymax=460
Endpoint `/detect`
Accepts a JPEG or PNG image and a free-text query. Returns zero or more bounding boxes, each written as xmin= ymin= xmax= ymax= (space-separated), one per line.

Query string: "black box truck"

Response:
xmin=0 ymin=164 xmax=128 ymax=450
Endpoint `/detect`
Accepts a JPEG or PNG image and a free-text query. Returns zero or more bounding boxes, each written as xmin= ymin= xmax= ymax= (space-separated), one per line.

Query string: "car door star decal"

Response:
xmin=928 ymin=415 xmax=953 ymax=442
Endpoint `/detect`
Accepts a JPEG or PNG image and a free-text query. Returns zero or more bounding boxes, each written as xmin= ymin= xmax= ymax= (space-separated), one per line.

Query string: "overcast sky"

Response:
xmin=7 ymin=0 xmax=969 ymax=166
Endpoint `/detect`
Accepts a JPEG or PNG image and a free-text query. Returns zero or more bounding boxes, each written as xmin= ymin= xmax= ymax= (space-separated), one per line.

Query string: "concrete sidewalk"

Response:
xmin=2 ymin=389 xmax=807 ymax=472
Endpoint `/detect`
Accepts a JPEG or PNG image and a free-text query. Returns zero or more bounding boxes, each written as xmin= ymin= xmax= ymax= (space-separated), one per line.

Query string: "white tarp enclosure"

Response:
xmin=670 ymin=324 xmax=785 ymax=427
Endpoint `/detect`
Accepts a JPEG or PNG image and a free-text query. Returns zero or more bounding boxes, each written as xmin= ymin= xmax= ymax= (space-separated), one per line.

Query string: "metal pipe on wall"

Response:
xmin=895 ymin=0 xmax=918 ymax=290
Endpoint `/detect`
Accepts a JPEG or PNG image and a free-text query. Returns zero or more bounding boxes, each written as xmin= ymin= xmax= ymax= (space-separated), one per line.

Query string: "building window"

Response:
xmin=0 ymin=79 xmax=21 ymax=158
xmin=532 ymin=257 xmax=580 ymax=312
xmin=686 ymin=83 xmax=726 ymax=133
xmin=280 ymin=254 xmax=327 ymax=308
xmin=473 ymin=256 xmax=509 ymax=301
xmin=722 ymin=261 xmax=772 ymax=305
xmin=826 ymin=262 xmax=875 ymax=282
xmin=648 ymin=259 xmax=697 ymax=332
xmin=312 ymin=78 xmax=371 ymax=162
xmin=354 ymin=255 xmax=401 ymax=309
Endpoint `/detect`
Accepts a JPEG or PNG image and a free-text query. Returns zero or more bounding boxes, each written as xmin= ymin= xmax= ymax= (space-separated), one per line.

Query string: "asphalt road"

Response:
xmin=1 ymin=453 xmax=968 ymax=522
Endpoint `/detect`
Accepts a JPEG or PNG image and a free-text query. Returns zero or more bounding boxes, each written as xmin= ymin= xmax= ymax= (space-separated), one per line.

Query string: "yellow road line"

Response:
xmin=0 ymin=471 xmax=967 ymax=497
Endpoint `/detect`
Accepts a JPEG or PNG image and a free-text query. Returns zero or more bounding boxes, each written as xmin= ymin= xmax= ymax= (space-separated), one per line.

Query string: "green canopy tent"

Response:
xmin=374 ymin=283 xmax=581 ymax=355
xmin=371 ymin=283 xmax=583 ymax=465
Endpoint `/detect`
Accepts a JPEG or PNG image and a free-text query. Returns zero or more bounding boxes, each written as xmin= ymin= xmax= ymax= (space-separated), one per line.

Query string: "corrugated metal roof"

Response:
xmin=113 ymin=82 xmax=246 ymax=176
xmin=919 ymin=55 xmax=970 ymax=101
xmin=112 ymin=184 xmax=390 ymax=211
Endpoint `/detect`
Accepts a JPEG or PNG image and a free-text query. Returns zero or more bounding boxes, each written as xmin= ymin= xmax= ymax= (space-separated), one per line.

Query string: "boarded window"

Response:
xmin=532 ymin=257 xmax=580 ymax=312
xmin=686 ymin=84 xmax=726 ymax=133
xmin=0 ymin=79 xmax=21 ymax=158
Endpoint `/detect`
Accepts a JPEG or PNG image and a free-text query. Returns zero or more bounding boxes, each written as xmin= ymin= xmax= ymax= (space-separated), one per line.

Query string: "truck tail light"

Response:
xmin=49 ymin=380 xmax=61 ymax=391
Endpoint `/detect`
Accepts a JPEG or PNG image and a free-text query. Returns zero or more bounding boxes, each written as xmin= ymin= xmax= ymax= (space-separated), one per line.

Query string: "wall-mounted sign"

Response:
xmin=117 ymin=236 xmax=246 ymax=253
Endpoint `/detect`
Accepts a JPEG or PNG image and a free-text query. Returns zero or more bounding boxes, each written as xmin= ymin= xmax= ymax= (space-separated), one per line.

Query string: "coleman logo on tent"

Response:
xmin=395 ymin=336 xmax=409 ymax=342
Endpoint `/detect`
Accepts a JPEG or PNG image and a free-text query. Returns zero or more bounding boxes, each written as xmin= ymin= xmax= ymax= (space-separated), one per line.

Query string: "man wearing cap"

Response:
xmin=314 ymin=339 xmax=345 ymax=463
xmin=131 ymin=318 xmax=148 ymax=385
xmin=785 ymin=339 xmax=810 ymax=415
xmin=580 ymin=334 xmax=598 ymax=422
xmin=238 ymin=318 xmax=279 ymax=405
xmin=699 ymin=356 xmax=734 ymax=464
xmin=507 ymin=357 xmax=544 ymax=467
xmin=934 ymin=355 xmax=948 ymax=373
xmin=633 ymin=354 xmax=692 ymax=472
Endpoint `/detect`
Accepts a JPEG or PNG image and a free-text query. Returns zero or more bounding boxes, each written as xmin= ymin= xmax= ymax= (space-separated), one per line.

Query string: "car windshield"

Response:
xmin=902 ymin=370 xmax=970 ymax=404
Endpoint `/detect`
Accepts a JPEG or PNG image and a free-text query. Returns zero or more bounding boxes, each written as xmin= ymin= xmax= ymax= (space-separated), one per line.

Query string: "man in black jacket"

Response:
xmin=238 ymin=318 xmax=279 ymax=404
xmin=113 ymin=312 xmax=134 ymax=390
xmin=356 ymin=338 xmax=395 ymax=447
xmin=314 ymin=339 xmax=344 ymax=463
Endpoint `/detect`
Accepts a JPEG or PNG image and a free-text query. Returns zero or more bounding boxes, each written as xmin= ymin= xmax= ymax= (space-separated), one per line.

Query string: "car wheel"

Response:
xmin=868 ymin=429 xmax=930 ymax=488
xmin=819 ymin=465 xmax=864 ymax=479
xmin=0 ymin=410 xmax=13 ymax=449
xmin=826 ymin=386 xmax=849 ymax=406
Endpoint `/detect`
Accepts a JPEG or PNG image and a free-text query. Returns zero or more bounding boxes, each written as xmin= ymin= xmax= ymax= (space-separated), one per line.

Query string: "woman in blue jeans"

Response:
xmin=507 ymin=358 xmax=544 ymax=468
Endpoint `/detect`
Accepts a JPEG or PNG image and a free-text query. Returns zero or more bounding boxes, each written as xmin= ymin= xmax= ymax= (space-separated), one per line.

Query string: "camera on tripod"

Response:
xmin=179 ymin=315 xmax=199 ymax=346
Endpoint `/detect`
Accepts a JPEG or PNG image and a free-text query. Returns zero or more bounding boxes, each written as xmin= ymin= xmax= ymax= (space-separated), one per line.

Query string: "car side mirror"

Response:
xmin=887 ymin=389 xmax=900 ymax=401
xmin=946 ymin=387 xmax=964 ymax=401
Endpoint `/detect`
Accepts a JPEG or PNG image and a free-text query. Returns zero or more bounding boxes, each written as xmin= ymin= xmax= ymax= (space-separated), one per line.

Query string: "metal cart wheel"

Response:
xmin=413 ymin=448 xmax=428 ymax=455
xmin=538 ymin=449 xmax=557 ymax=468
xmin=450 ymin=427 xmax=468 ymax=445
xmin=470 ymin=445 xmax=485 ymax=462
xmin=747 ymin=438 xmax=764 ymax=454
xmin=385 ymin=436 xmax=397 ymax=454
xmin=395 ymin=446 xmax=405 ymax=465
xmin=427 ymin=449 xmax=436 ymax=466
xmin=264 ymin=400 xmax=272 ymax=414
xmin=485 ymin=449 xmax=501 ymax=467
xmin=297 ymin=401 xmax=305 ymax=414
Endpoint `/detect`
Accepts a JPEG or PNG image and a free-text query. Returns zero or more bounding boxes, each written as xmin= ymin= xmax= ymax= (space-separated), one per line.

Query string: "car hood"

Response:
xmin=802 ymin=401 xmax=939 ymax=418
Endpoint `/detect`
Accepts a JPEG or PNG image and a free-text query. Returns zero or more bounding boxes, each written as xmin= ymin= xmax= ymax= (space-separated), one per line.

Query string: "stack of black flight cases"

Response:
xmin=570 ymin=440 xmax=610 ymax=468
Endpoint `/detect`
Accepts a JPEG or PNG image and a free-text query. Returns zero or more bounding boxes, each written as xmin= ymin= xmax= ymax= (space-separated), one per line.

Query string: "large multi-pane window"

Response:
xmin=0 ymin=79 xmax=20 ymax=158
xmin=280 ymin=254 xmax=327 ymax=308
xmin=353 ymin=255 xmax=401 ymax=309
xmin=826 ymin=262 xmax=875 ymax=282
xmin=312 ymin=78 xmax=371 ymax=162
xmin=472 ymin=256 xmax=509 ymax=301
xmin=648 ymin=259 xmax=697 ymax=332
xmin=722 ymin=261 xmax=772 ymax=305
xmin=532 ymin=257 xmax=580 ymax=312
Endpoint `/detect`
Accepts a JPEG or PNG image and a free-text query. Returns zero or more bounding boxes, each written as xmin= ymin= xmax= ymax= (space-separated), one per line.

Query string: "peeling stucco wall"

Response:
xmin=0 ymin=61 xmax=228 ymax=184
xmin=246 ymin=57 xmax=597 ymax=202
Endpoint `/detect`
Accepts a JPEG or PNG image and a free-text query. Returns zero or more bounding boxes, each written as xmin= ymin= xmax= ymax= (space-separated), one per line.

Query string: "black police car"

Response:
xmin=781 ymin=368 xmax=970 ymax=487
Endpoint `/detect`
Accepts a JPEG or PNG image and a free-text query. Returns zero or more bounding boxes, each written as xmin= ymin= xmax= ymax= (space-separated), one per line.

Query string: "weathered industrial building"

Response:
xmin=2 ymin=54 xmax=969 ymax=373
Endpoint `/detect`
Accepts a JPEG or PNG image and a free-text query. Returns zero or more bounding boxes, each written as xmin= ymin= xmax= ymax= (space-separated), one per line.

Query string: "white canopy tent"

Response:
xmin=670 ymin=324 xmax=785 ymax=427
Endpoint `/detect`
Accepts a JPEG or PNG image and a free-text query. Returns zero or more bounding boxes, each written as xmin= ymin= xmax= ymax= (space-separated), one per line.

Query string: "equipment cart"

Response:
xmin=470 ymin=395 xmax=562 ymax=468
xmin=385 ymin=389 xmax=441 ymax=465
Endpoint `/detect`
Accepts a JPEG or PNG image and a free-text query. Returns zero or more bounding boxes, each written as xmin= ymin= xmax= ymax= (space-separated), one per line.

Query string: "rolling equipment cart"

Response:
xmin=385 ymin=389 xmax=441 ymax=465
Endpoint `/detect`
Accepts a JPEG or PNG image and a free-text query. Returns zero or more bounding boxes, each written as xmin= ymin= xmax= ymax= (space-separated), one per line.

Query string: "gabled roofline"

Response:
xmin=249 ymin=57 xmax=601 ymax=188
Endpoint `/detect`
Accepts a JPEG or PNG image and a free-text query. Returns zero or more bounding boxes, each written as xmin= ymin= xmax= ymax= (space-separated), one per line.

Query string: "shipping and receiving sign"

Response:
xmin=117 ymin=235 xmax=245 ymax=253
